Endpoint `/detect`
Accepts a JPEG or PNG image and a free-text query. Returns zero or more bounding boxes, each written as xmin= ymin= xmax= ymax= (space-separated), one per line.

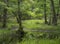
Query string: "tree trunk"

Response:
xmin=48 ymin=14 xmax=52 ymax=25
xmin=57 ymin=4 xmax=59 ymax=16
xmin=2 ymin=0 xmax=8 ymax=28
xmin=16 ymin=0 xmax=25 ymax=41
xmin=50 ymin=0 xmax=57 ymax=25
xmin=0 ymin=15 xmax=1 ymax=22
xmin=58 ymin=0 xmax=60 ymax=18
xmin=2 ymin=8 xmax=7 ymax=28
xmin=44 ymin=0 xmax=48 ymax=24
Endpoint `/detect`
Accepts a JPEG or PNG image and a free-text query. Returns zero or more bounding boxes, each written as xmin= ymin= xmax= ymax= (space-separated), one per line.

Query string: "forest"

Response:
xmin=0 ymin=0 xmax=60 ymax=44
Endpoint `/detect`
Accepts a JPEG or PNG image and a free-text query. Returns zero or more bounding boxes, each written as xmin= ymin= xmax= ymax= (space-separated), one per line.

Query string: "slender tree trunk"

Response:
xmin=56 ymin=0 xmax=60 ymax=24
xmin=50 ymin=0 xmax=57 ymax=25
xmin=2 ymin=8 xmax=7 ymax=28
xmin=48 ymin=14 xmax=52 ymax=25
xmin=0 ymin=15 xmax=1 ymax=22
xmin=2 ymin=0 xmax=8 ymax=28
xmin=58 ymin=0 xmax=60 ymax=18
xmin=57 ymin=0 xmax=60 ymax=16
xmin=16 ymin=0 xmax=24 ymax=41
xmin=44 ymin=0 xmax=48 ymax=24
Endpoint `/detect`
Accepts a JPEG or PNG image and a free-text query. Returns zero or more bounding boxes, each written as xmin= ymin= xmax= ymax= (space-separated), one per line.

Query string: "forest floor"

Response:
xmin=0 ymin=20 xmax=60 ymax=44
xmin=7 ymin=19 xmax=60 ymax=30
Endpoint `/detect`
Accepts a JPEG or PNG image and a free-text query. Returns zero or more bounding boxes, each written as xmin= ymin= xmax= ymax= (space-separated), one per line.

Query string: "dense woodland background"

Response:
xmin=0 ymin=0 xmax=60 ymax=44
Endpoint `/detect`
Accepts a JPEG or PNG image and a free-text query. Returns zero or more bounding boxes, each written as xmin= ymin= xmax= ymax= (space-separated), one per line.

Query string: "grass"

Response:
xmin=22 ymin=20 xmax=60 ymax=31
xmin=0 ymin=29 xmax=18 ymax=44
xmin=4 ymin=19 xmax=60 ymax=30
xmin=0 ymin=19 xmax=60 ymax=44
xmin=17 ymin=39 xmax=60 ymax=44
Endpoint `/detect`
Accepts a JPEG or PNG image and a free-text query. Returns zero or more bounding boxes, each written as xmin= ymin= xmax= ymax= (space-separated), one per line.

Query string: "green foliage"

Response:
xmin=0 ymin=0 xmax=59 ymax=19
xmin=0 ymin=0 xmax=60 ymax=44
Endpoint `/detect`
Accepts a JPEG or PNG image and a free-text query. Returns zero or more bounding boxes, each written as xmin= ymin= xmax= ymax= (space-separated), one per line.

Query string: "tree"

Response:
xmin=50 ymin=0 xmax=57 ymax=25
xmin=0 ymin=15 xmax=1 ymax=22
xmin=56 ymin=0 xmax=60 ymax=18
xmin=16 ymin=0 xmax=25 ymax=41
xmin=44 ymin=0 xmax=48 ymax=24
xmin=48 ymin=14 xmax=52 ymax=25
xmin=57 ymin=0 xmax=60 ymax=18
xmin=2 ymin=0 xmax=8 ymax=28
xmin=59 ymin=0 xmax=60 ymax=18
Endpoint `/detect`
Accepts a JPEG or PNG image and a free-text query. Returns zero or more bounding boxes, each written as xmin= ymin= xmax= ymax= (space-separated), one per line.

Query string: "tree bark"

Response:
xmin=2 ymin=8 xmax=7 ymax=28
xmin=0 ymin=15 xmax=1 ymax=22
xmin=56 ymin=0 xmax=60 ymax=17
xmin=58 ymin=0 xmax=60 ymax=18
xmin=50 ymin=0 xmax=57 ymax=25
xmin=48 ymin=14 xmax=52 ymax=25
xmin=2 ymin=0 xmax=8 ymax=28
xmin=16 ymin=0 xmax=25 ymax=41
xmin=44 ymin=0 xmax=48 ymax=24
